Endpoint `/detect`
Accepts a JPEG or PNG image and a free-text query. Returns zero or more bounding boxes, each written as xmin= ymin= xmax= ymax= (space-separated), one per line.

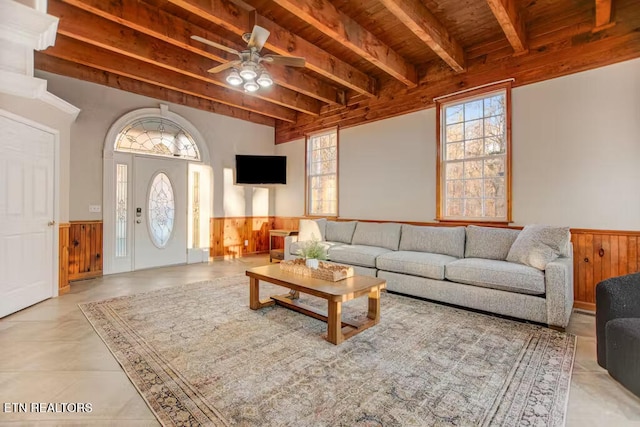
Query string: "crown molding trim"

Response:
xmin=0 ymin=71 xmax=80 ymax=120
xmin=40 ymin=90 xmax=81 ymax=120
xmin=0 ymin=0 xmax=58 ymax=50
xmin=0 ymin=70 xmax=47 ymax=98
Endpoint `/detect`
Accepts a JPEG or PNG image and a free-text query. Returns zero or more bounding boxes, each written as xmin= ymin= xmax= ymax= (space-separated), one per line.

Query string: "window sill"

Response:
xmin=435 ymin=219 xmax=513 ymax=227
xmin=304 ymin=215 xmax=338 ymax=220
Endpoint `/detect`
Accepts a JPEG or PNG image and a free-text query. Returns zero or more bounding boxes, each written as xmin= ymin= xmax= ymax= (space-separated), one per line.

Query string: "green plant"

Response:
xmin=297 ymin=238 xmax=328 ymax=260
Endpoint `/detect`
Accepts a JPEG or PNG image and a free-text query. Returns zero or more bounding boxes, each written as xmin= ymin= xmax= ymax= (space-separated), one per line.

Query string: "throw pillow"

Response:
xmin=297 ymin=218 xmax=327 ymax=241
xmin=464 ymin=225 xmax=520 ymax=260
xmin=506 ymin=224 xmax=571 ymax=270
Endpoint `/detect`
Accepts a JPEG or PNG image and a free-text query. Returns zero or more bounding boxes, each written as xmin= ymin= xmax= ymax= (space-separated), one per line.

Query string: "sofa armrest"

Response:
xmin=284 ymin=235 xmax=299 ymax=261
xmin=596 ymin=272 xmax=640 ymax=367
xmin=545 ymin=256 xmax=574 ymax=328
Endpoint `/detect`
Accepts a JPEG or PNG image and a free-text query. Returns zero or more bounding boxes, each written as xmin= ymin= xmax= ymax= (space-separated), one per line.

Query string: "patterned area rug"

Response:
xmin=80 ymin=275 xmax=575 ymax=426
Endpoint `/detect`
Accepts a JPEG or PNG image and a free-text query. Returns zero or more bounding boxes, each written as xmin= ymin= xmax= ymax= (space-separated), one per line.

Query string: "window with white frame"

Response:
xmin=306 ymin=129 xmax=338 ymax=216
xmin=437 ymin=83 xmax=511 ymax=221
xmin=115 ymin=117 xmax=200 ymax=160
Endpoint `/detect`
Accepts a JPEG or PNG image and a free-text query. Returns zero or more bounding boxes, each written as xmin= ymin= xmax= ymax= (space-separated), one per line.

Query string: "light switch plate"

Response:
xmin=89 ymin=205 xmax=101 ymax=213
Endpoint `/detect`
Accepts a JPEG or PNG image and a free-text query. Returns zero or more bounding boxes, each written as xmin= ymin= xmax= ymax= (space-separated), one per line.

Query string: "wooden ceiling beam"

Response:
xmin=486 ymin=0 xmax=528 ymax=54
xmin=59 ymin=0 xmax=345 ymax=106
xmin=43 ymin=35 xmax=297 ymax=122
xmin=35 ymin=54 xmax=276 ymax=126
xmin=594 ymin=0 xmax=614 ymax=31
xmin=271 ymin=0 xmax=417 ymax=88
xmin=273 ymin=67 xmax=345 ymax=106
xmin=166 ymin=0 xmax=378 ymax=97
xmin=378 ymin=0 xmax=466 ymax=72
xmin=49 ymin=0 xmax=322 ymax=116
xmin=275 ymin=3 xmax=640 ymax=143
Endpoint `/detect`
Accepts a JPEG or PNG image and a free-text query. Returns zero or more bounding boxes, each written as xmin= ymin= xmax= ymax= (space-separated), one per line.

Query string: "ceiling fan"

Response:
xmin=191 ymin=25 xmax=306 ymax=92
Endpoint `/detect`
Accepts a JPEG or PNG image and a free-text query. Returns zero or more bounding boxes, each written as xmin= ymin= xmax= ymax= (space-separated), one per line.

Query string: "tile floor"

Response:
xmin=1 ymin=254 xmax=639 ymax=426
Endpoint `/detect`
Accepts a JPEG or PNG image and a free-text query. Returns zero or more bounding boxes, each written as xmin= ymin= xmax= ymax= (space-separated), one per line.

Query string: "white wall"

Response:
xmin=274 ymin=110 xmax=436 ymax=221
xmin=275 ymin=58 xmax=640 ymax=231
xmin=38 ymin=71 xmax=276 ymax=220
xmin=339 ymin=110 xmax=435 ymax=221
xmin=275 ymin=138 xmax=306 ymax=216
xmin=512 ymin=59 xmax=640 ymax=229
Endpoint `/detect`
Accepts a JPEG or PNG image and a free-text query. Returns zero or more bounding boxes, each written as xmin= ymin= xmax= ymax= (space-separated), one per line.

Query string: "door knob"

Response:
xmin=47 ymin=220 xmax=56 ymax=226
xmin=136 ymin=219 xmax=142 ymax=224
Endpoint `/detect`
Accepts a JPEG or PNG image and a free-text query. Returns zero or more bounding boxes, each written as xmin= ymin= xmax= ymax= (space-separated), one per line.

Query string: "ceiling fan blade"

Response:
xmin=207 ymin=60 xmax=241 ymax=74
xmin=247 ymin=25 xmax=270 ymax=52
xmin=191 ymin=35 xmax=240 ymax=56
xmin=263 ymin=55 xmax=306 ymax=67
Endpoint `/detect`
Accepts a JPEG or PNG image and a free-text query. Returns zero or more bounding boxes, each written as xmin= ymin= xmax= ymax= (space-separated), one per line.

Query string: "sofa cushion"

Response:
xmin=465 ymin=225 xmax=520 ymax=260
xmin=399 ymin=224 xmax=466 ymax=258
xmin=376 ymin=251 xmax=458 ymax=280
xmin=506 ymin=224 xmax=571 ymax=270
xmin=328 ymin=244 xmax=392 ymax=268
xmin=351 ymin=222 xmax=402 ymax=251
xmin=289 ymin=240 xmax=344 ymax=256
xmin=445 ymin=258 xmax=545 ymax=295
xmin=297 ymin=218 xmax=327 ymax=242
xmin=325 ymin=221 xmax=357 ymax=244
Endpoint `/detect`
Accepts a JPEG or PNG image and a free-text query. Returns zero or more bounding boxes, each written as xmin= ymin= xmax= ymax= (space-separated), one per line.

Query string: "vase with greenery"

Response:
xmin=297 ymin=238 xmax=327 ymax=269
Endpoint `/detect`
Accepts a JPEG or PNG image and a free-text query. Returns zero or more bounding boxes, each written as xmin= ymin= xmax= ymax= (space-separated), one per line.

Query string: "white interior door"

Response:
xmin=0 ymin=113 xmax=55 ymax=318
xmin=134 ymin=156 xmax=187 ymax=270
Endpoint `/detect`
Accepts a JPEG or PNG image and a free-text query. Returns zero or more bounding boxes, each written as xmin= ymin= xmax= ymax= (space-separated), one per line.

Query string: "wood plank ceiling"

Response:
xmin=37 ymin=0 xmax=640 ymax=141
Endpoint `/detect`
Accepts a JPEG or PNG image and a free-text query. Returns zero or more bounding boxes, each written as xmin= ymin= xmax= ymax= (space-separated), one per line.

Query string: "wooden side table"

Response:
xmin=269 ymin=229 xmax=298 ymax=262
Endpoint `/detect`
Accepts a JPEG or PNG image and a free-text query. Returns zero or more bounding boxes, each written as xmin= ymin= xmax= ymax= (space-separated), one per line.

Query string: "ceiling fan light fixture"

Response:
xmin=226 ymin=69 xmax=243 ymax=86
xmin=244 ymin=80 xmax=260 ymax=92
xmin=239 ymin=64 xmax=257 ymax=80
xmin=256 ymin=71 xmax=273 ymax=87
xmin=197 ymin=27 xmax=305 ymax=92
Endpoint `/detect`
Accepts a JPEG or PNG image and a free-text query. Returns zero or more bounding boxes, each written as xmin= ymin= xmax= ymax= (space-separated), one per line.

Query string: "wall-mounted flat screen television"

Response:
xmin=235 ymin=155 xmax=287 ymax=185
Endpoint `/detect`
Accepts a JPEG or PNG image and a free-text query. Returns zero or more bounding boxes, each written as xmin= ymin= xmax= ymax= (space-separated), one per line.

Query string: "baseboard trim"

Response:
xmin=69 ymin=271 xmax=102 ymax=282
xmin=574 ymin=301 xmax=595 ymax=312
xmin=211 ymin=251 xmax=268 ymax=261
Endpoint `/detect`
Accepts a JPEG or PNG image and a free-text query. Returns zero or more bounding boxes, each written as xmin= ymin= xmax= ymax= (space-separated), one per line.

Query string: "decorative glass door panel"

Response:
xmin=115 ymin=163 xmax=128 ymax=258
xmin=134 ymin=157 xmax=186 ymax=270
xmin=148 ymin=172 xmax=175 ymax=248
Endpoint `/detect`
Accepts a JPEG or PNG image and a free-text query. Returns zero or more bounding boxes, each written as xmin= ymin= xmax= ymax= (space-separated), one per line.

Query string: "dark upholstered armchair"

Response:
xmin=596 ymin=272 xmax=640 ymax=397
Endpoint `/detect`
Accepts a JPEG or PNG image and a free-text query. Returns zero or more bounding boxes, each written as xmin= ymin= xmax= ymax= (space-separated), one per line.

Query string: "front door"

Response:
xmin=133 ymin=156 xmax=187 ymax=270
xmin=0 ymin=112 xmax=55 ymax=318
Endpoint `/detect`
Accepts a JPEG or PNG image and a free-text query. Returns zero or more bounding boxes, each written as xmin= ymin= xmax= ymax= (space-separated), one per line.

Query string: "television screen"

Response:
xmin=235 ymin=155 xmax=287 ymax=185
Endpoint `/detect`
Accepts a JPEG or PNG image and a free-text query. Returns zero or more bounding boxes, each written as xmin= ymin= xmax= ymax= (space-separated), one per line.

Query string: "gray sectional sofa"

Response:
xmin=284 ymin=219 xmax=574 ymax=328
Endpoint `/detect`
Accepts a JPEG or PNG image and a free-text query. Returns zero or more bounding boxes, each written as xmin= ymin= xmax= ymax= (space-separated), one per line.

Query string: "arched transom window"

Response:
xmin=115 ymin=117 xmax=200 ymax=160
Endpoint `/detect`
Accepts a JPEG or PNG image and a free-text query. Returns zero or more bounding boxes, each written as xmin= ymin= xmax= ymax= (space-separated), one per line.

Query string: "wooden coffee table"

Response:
xmin=245 ymin=264 xmax=386 ymax=345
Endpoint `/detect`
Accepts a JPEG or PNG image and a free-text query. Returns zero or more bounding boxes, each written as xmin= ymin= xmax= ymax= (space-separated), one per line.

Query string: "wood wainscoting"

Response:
xmin=58 ymin=217 xmax=640 ymax=309
xmin=572 ymin=229 xmax=640 ymax=311
xmin=68 ymin=220 xmax=103 ymax=281
xmin=210 ymin=217 xmax=275 ymax=259
xmin=59 ymin=223 xmax=70 ymax=294
xmin=270 ymin=217 xmax=640 ymax=312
